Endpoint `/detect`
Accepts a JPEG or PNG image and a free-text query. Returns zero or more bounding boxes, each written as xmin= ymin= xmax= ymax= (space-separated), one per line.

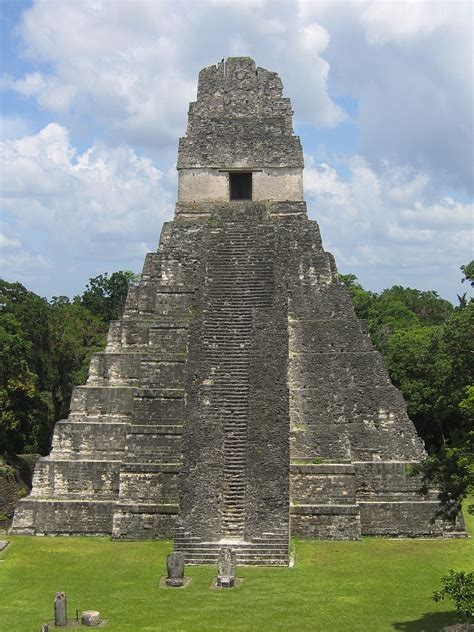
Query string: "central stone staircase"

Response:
xmin=175 ymin=210 xmax=290 ymax=564
xmin=204 ymin=221 xmax=274 ymax=539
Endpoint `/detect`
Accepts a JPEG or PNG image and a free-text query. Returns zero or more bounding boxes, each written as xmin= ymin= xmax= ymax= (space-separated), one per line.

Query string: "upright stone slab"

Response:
xmin=12 ymin=57 xmax=465 ymax=562
xmin=166 ymin=551 xmax=185 ymax=587
xmin=54 ymin=592 xmax=67 ymax=627
xmin=216 ymin=548 xmax=236 ymax=588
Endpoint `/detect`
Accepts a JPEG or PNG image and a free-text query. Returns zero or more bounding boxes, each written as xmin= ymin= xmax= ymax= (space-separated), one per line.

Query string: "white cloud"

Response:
xmin=0 ymin=114 xmax=31 ymax=140
xmin=4 ymin=1 xmax=469 ymax=187
xmin=6 ymin=0 xmax=344 ymax=151
xmin=0 ymin=249 xmax=52 ymax=286
xmin=402 ymin=197 xmax=473 ymax=229
xmin=1 ymin=0 xmax=472 ymax=300
xmin=359 ymin=1 xmax=449 ymax=44
xmin=0 ymin=123 xmax=173 ymax=294
xmin=0 ymin=233 xmax=21 ymax=250
xmin=304 ymin=153 xmax=473 ymax=295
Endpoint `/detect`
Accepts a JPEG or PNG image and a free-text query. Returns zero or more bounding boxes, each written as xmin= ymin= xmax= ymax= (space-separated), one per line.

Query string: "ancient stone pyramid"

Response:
xmin=13 ymin=57 xmax=464 ymax=564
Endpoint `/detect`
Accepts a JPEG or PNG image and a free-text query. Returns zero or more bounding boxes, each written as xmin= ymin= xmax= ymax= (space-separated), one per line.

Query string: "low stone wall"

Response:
xmin=13 ymin=498 xmax=114 ymax=535
xmin=112 ymin=503 xmax=178 ymax=539
xmin=359 ymin=500 xmax=445 ymax=536
xmin=291 ymin=504 xmax=361 ymax=539
xmin=291 ymin=463 xmax=357 ymax=504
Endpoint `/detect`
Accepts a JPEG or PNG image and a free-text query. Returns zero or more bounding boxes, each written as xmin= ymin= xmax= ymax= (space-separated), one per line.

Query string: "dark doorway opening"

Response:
xmin=229 ymin=172 xmax=252 ymax=200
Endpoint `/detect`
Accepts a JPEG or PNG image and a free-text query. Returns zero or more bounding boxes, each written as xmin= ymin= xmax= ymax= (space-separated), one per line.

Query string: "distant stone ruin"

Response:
xmin=12 ymin=57 xmax=465 ymax=565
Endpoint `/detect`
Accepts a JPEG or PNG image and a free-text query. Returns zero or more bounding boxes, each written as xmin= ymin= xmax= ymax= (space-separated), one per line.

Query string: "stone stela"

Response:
xmin=216 ymin=548 xmax=237 ymax=588
xmin=166 ymin=551 xmax=185 ymax=587
xmin=12 ymin=57 xmax=465 ymax=565
xmin=54 ymin=592 xmax=67 ymax=627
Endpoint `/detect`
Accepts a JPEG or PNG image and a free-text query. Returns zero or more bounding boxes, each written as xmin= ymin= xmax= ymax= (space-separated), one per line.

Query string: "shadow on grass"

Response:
xmin=392 ymin=610 xmax=465 ymax=631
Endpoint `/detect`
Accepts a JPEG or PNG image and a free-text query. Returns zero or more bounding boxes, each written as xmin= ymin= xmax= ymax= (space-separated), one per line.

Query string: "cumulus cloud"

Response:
xmin=4 ymin=0 xmax=469 ymax=190
xmin=0 ymin=123 xmax=173 ymax=295
xmin=359 ymin=1 xmax=450 ymax=44
xmin=0 ymin=223 xmax=52 ymax=284
xmin=308 ymin=1 xmax=473 ymax=192
xmin=0 ymin=233 xmax=21 ymax=249
xmin=6 ymin=0 xmax=344 ymax=151
xmin=304 ymin=153 xmax=473 ymax=296
xmin=1 ymin=0 xmax=472 ymax=300
xmin=0 ymin=114 xmax=31 ymax=140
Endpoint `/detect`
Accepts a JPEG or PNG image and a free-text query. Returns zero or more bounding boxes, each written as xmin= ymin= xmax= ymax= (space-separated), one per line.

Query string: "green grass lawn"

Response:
xmin=1 ymin=510 xmax=473 ymax=632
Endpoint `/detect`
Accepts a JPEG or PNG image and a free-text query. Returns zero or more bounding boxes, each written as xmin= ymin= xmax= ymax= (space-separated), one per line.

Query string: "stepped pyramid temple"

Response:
xmin=13 ymin=57 xmax=465 ymax=564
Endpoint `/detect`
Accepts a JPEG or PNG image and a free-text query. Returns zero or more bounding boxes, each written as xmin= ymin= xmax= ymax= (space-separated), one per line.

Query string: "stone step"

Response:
xmin=183 ymin=554 xmax=288 ymax=564
xmin=177 ymin=543 xmax=289 ymax=552
xmin=184 ymin=559 xmax=288 ymax=566
xmin=179 ymin=548 xmax=289 ymax=558
xmin=221 ymin=514 xmax=245 ymax=520
xmin=220 ymin=513 xmax=245 ymax=519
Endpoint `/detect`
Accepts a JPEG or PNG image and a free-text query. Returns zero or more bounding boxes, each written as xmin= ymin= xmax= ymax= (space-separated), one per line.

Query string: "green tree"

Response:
xmin=433 ymin=570 xmax=474 ymax=627
xmin=0 ymin=280 xmax=52 ymax=389
xmin=339 ymin=273 xmax=375 ymax=320
xmin=48 ymin=297 xmax=107 ymax=423
xmin=384 ymin=303 xmax=473 ymax=449
xmin=412 ymin=444 xmax=473 ymax=522
xmin=0 ymin=311 xmax=51 ymax=457
xmin=383 ymin=326 xmax=447 ymax=447
xmin=79 ymin=271 xmax=140 ymax=322
xmin=461 ymin=260 xmax=474 ymax=288
xmin=377 ymin=286 xmax=453 ymax=325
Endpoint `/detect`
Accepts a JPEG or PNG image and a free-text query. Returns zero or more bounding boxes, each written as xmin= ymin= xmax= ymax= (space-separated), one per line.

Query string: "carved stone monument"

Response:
xmin=12 ymin=57 xmax=465 ymax=565
xmin=54 ymin=592 xmax=67 ymax=627
xmin=165 ymin=551 xmax=185 ymax=587
xmin=216 ymin=548 xmax=236 ymax=588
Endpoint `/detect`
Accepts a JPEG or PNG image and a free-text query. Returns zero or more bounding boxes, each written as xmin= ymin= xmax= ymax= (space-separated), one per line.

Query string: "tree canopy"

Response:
xmin=0 ymin=271 xmax=138 ymax=458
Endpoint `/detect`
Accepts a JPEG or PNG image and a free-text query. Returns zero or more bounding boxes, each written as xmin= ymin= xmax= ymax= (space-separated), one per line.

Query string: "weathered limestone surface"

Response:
xmin=216 ymin=547 xmax=237 ymax=588
xmin=54 ymin=592 xmax=67 ymax=627
xmin=166 ymin=551 xmax=185 ymax=587
xmin=12 ymin=57 xmax=465 ymax=561
xmin=82 ymin=610 xmax=101 ymax=626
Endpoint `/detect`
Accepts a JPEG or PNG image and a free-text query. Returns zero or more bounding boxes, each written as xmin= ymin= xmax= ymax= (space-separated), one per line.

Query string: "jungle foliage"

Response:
xmin=0 ymin=272 xmax=139 ymax=458
xmin=340 ymin=265 xmax=474 ymax=519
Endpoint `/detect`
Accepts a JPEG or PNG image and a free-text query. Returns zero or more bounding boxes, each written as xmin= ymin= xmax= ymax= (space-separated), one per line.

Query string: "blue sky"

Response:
xmin=0 ymin=0 xmax=472 ymax=302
